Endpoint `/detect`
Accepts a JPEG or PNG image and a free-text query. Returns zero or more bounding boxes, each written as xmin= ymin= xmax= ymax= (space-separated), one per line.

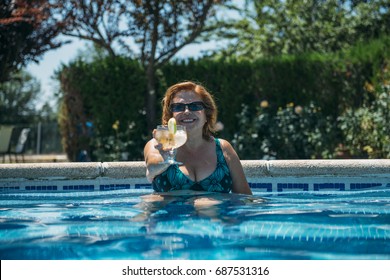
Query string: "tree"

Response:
xmin=0 ymin=0 xmax=68 ymax=83
xmin=215 ymin=0 xmax=390 ymax=58
xmin=59 ymin=0 xmax=227 ymax=130
xmin=0 ymin=70 xmax=41 ymax=124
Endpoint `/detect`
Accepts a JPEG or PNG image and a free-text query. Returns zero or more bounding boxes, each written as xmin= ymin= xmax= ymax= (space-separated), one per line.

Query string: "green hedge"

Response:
xmin=58 ymin=57 xmax=147 ymax=161
xmin=58 ymin=36 xmax=390 ymax=161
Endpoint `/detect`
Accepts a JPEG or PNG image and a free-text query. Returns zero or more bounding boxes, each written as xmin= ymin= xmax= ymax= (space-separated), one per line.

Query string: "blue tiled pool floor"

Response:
xmin=0 ymin=187 xmax=389 ymax=260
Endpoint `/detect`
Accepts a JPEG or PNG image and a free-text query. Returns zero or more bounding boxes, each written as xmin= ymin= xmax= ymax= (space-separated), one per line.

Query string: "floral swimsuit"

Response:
xmin=152 ymin=138 xmax=233 ymax=193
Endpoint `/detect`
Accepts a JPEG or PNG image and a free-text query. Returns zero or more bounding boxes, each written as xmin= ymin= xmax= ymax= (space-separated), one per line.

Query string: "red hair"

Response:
xmin=161 ymin=81 xmax=218 ymax=140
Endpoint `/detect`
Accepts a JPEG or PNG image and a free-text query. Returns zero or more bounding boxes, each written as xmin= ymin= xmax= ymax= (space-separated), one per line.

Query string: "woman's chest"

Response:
xmin=178 ymin=150 xmax=218 ymax=182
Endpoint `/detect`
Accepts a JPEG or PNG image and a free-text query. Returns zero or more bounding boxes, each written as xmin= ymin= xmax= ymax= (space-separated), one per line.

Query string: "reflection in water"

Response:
xmin=129 ymin=191 xmax=266 ymax=259
xmin=132 ymin=190 xmax=265 ymax=230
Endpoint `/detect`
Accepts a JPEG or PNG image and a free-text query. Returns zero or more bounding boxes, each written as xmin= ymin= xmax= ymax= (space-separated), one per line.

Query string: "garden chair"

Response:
xmin=0 ymin=125 xmax=14 ymax=163
xmin=8 ymin=128 xmax=31 ymax=163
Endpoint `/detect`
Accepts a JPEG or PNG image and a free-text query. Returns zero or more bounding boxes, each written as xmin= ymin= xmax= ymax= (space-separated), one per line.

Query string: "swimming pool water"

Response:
xmin=0 ymin=188 xmax=389 ymax=260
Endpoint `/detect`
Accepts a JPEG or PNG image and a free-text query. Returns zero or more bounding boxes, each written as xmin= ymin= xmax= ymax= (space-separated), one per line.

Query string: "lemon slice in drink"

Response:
xmin=168 ymin=118 xmax=177 ymax=134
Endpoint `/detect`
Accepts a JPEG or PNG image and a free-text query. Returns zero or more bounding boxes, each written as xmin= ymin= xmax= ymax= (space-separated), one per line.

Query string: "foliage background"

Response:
xmin=57 ymin=35 xmax=390 ymax=161
xmin=2 ymin=1 xmax=389 ymax=161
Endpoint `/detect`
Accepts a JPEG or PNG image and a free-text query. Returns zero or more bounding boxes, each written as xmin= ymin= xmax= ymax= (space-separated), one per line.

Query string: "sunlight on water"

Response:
xmin=0 ymin=188 xmax=389 ymax=260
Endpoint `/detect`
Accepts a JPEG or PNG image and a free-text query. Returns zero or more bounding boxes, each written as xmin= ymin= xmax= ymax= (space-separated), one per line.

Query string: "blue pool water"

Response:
xmin=0 ymin=188 xmax=389 ymax=260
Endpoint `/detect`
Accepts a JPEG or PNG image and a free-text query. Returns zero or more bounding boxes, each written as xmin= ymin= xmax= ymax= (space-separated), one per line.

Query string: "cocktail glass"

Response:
xmin=154 ymin=125 xmax=187 ymax=165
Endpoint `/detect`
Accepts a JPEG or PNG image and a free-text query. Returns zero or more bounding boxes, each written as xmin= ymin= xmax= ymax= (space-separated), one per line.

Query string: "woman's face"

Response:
xmin=171 ymin=90 xmax=207 ymax=134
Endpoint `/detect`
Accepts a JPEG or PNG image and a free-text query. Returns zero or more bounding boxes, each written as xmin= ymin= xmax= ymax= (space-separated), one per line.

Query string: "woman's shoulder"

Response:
xmin=215 ymin=138 xmax=236 ymax=155
xmin=215 ymin=138 xmax=232 ymax=147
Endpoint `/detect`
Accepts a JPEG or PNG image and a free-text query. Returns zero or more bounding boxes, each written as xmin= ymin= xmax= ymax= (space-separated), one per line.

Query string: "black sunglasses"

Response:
xmin=170 ymin=101 xmax=206 ymax=112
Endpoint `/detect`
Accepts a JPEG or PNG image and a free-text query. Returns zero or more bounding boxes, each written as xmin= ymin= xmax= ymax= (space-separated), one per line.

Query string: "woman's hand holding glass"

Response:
xmin=154 ymin=124 xmax=187 ymax=165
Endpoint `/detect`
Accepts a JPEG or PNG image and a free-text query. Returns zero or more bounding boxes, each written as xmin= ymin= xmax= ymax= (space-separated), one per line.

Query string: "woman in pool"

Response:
xmin=144 ymin=81 xmax=252 ymax=195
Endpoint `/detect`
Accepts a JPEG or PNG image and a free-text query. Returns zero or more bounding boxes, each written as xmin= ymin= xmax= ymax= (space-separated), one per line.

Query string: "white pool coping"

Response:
xmin=1 ymin=160 xmax=390 ymax=179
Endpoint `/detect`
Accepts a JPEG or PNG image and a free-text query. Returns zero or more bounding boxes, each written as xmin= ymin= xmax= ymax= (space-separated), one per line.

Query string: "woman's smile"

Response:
xmin=179 ymin=117 xmax=197 ymax=124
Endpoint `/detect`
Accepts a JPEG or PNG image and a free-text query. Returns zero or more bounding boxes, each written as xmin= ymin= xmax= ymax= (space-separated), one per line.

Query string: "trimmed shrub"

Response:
xmin=57 ymin=36 xmax=390 ymax=160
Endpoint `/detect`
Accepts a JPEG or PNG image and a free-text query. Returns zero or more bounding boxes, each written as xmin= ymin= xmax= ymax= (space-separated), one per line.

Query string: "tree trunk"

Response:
xmin=146 ymin=64 xmax=157 ymax=132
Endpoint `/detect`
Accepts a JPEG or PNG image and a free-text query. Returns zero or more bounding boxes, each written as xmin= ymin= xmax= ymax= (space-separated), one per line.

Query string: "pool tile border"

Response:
xmin=0 ymin=160 xmax=389 ymax=192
